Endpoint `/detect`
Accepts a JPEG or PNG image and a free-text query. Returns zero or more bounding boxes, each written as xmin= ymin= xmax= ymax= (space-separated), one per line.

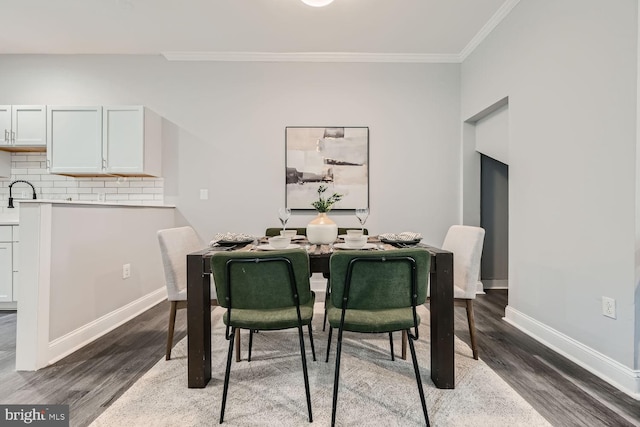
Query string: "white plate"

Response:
xmin=334 ymin=243 xmax=377 ymax=250
xmin=256 ymin=244 xmax=301 ymax=251
xmin=291 ymin=235 xmax=306 ymax=240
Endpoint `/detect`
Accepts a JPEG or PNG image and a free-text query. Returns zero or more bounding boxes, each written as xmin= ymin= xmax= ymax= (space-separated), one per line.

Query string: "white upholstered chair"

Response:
xmin=441 ymin=225 xmax=485 ymax=360
xmin=158 ymin=226 xmax=217 ymax=360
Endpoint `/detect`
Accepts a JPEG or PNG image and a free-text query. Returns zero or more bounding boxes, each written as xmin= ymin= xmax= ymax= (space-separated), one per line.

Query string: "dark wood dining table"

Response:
xmin=186 ymin=239 xmax=455 ymax=389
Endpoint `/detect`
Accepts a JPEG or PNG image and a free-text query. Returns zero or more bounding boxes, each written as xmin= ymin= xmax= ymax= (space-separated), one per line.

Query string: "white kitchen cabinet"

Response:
xmin=0 ymin=226 xmax=15 ymax=304
xmin=0 ymin=105 xmax=47 ymax=149
xmin=12 ymin=227 xmax=19 ymax=302
xmin=47 ymin=106 xmax=103 ymax=175
xmin=47 ymin=105 xmax=162 ymax=176
xmin=103 ymin=106 xmax=161 ymax=176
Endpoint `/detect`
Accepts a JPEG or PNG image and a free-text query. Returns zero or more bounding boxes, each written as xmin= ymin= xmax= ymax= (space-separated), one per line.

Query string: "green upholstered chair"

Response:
xmin=211 ymin=249 xmax=315 ymax=424
xmin=264 ymin=227 xmax=307 ymax=237
xmin=325 ymin=248 xmax=431 ymax=427
xmin=337 ymin=227 xmax=368 ymax=236
xmin=265 ymin=227 xmax=368 ymax=238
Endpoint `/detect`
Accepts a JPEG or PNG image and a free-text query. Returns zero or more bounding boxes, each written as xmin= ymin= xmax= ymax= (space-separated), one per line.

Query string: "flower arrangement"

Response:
xmin=311 ymin=184 xmax=343 ymax=212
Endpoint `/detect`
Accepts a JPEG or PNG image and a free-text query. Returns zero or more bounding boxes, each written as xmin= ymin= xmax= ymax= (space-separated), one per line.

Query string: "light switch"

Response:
xmin=200 ymin=189 xmax=208 ymax=200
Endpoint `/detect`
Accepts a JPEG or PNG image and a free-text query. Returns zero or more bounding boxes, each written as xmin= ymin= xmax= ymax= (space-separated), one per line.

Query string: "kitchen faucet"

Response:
xmin=8 ymin=179 xmax=37 ymax=208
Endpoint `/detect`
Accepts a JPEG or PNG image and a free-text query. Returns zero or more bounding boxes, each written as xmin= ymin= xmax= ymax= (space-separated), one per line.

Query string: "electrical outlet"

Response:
xmin=602 ymin=296 xmax=616 ymax=319
xmin=122 ymin=263 xmax=131 ymax=279
xmin=199 ymin=189 xmax=208 ymax=200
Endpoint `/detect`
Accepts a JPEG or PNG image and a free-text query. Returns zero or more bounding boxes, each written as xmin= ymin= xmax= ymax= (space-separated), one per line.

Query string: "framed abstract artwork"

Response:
xmin=285 ymin=126 xmax=369 ymax=210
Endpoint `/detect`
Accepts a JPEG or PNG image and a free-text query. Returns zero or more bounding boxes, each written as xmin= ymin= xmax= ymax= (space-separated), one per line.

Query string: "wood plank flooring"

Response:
xmin=0 ymin=291 xmax=638 ymax=426
xmin=0 ymin=301 xmax=186 ymax=427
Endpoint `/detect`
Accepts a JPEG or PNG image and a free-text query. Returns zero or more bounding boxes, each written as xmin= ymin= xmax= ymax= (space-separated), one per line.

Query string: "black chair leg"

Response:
xmin=297 ymin=325 xmax=313 ymax=423
xmin=248 ymin=329 xmax=253 ymax=362
xmin=307 ymin=324 xmax=316 ymax=361
xmin=220 ymin=327 xmax=236 ymax=424
xmin=322 ymin=279 xmax=330 ymax=332
xmin=407 ymin=331 xmax=430 ymax=427
xmin=325 ymin=327 xmax=333 ymax=363
xmin=331 ymin=327 xmax=345 ymax=427
xmin=388 ymin=332 xmax=395 ymax=361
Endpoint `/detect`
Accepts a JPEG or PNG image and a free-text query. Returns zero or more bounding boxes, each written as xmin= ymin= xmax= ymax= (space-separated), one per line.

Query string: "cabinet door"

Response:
xmin=0 ymin=243 xmax=12 ymax=302
xmin=103 ymin=106 xmax=144 ymax=174
xmin=47 ymin=106 xmax=103 ymax=174
xmin=0 ymin=106 xmax=10 ymax=146
xmin=13 ymin=105 xmax=46 ymax=146
xmin=12 ymin=240 xmax=18 ymax=302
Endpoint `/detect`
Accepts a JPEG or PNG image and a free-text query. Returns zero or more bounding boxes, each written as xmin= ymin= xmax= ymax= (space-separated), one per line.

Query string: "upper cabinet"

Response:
xmin=47 ymin=106 xmax=103 ymax=175
xmin=103 ymin=106 xmax=161 ymax=176
xmin=47 ymin=105 xmax=162 ymax=177
xmin=0 ymin=105 xmax=47 ymax=151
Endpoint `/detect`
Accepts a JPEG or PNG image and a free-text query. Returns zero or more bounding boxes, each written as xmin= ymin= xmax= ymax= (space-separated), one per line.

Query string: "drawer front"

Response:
xmin=0 ymin=226 xmax=11 ymax=242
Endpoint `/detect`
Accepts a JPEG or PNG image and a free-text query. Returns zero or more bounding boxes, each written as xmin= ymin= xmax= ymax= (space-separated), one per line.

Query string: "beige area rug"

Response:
xmin=90 ymin=305 xmax=551 ymax=427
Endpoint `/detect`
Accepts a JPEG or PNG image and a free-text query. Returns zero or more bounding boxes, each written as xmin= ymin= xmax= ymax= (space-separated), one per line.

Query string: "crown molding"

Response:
xmin=162 ymin=0 xmax=520 ymax=64
xmin=459 ymin=0 xmax=521 ymax=61
xmin=162 ymin=51 xmax=461 ymax=63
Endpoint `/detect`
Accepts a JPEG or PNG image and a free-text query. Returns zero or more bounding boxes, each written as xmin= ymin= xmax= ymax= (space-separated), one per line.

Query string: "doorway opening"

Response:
xmin=480 ymin=154 xmax=508 ymax=289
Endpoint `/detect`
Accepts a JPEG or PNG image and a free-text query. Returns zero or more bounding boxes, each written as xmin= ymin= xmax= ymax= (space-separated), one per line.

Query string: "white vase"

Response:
xmin=306 ymin=212 xmax=338 ymax=244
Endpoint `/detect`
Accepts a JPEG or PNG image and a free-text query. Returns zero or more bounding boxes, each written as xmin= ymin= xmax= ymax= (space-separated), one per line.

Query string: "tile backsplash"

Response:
xmin=0 ymin=152 xmax=164 ymax=214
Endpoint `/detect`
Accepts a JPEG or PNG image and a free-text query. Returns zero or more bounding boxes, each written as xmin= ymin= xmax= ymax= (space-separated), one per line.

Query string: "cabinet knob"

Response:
xmin=11 ymin=131 xmax=15 ymax=144
xmin=3 ymin=130 xmax=7 ymax=143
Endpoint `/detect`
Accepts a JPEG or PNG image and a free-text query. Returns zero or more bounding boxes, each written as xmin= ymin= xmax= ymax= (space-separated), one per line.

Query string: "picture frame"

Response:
xmin=285 ymin=126 xmax=369 ymax=210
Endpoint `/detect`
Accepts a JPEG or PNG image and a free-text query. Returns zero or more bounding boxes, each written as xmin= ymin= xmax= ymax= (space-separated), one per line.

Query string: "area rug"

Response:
xmin=90 ymin=305 xmax=551 ymax=426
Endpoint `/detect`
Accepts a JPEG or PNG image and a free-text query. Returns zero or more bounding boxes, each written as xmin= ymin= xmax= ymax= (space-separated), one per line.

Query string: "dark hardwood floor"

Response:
xmin=456 ymin=290 xmax=640 ymax=427
xmin=0 ymin=291 xmax=638 ymax=426
xmin=0 ymin=301 xmax=187 ymax=427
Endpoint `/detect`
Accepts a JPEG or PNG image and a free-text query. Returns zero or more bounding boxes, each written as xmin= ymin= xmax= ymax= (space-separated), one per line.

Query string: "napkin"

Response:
xmin=209 ymin=232 xmax=255 ymax=247
xmin=378 ymin=232 xmax=422 ymax=242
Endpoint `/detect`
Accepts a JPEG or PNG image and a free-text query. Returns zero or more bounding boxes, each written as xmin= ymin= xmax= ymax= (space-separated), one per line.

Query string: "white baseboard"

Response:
xmin=482 ymin=279 xmax=508 ymax=289
xmin=504 ymin=305 xmax=640 ymax=399
xmin=0 ymin=301 xmax=17 ymax=310
xmin=47 ymin=288 xmax=167 ymax=366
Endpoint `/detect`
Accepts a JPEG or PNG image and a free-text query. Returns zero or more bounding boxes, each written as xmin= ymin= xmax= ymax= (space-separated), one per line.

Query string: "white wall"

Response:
xmin=462 ymin=0 xmax=639 ymax=395
xmin=0 ymin=55 xmax=462 ymax=246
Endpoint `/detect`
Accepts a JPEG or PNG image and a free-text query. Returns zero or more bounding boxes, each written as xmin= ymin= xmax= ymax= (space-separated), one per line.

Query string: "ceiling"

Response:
xmin=1 ymin=0 xmax=516 ymax=61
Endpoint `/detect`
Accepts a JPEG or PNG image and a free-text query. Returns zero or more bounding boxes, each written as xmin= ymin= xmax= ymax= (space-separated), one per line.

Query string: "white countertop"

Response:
xmin=18 ymin=200 xmax=176 ymax=208
xmin=0 ymin=217 xmax=19 ymax=225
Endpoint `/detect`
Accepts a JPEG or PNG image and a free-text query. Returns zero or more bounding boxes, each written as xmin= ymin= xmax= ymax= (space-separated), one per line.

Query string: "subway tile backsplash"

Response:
xmin=0 ymin=152 xmax=164 ymax=214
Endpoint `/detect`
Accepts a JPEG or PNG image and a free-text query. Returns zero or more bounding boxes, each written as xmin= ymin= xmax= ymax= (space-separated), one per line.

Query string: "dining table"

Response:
xmin=186 ymin=236 xmax=455 ymax=390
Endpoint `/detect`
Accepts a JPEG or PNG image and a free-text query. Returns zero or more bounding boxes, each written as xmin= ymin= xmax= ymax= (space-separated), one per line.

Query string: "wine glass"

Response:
xmin=355 ymin=208 xmax=369 ymax=233
xmin=278 ymin=207 xmax=291 ymax=233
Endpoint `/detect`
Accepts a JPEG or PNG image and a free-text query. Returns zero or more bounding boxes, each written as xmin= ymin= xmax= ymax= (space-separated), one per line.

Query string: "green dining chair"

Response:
xmin=337 ymin=227 xmax=368 ymax=236
xmin=325 ymin=248 xmax=431 ymax=427
xmin=210 ymin=249 xmax=315 ymax=424
xmin=264 ymin=227 xmax=307 ymax=237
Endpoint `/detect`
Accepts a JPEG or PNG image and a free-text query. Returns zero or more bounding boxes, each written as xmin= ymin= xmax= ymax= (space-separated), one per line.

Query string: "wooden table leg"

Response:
xmin=235 ymin=329 xmax=241 ymax=362
xmin=401 ymin=330 xmax=407 ymax=360
xmin=430 ymin=250 xmax=455 ymax=389
xmin=187 ymin=253 xmax=211 ymax=388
